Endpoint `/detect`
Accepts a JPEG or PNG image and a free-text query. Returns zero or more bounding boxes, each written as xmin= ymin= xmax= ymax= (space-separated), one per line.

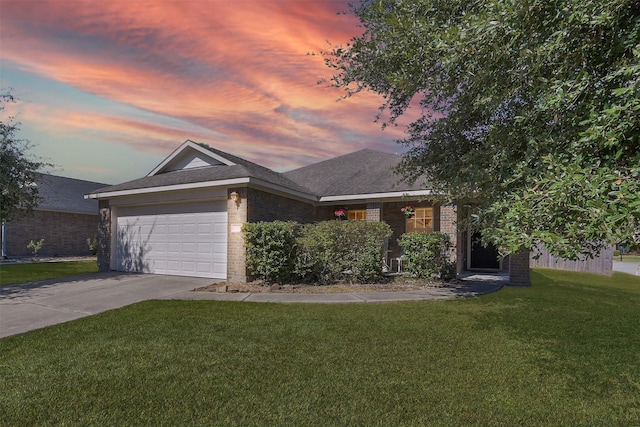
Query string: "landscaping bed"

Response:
xmin=194 ymin=276 xmax=457 ymax=294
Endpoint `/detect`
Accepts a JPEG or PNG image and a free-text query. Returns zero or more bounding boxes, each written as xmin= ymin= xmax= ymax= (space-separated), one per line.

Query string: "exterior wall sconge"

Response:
xmin=230 ymin=191 xmax=240 ymax=204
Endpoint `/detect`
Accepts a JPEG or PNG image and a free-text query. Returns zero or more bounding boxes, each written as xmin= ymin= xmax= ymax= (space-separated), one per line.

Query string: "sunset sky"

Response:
xmin=1 ymin=0 xmax=417 ymax=185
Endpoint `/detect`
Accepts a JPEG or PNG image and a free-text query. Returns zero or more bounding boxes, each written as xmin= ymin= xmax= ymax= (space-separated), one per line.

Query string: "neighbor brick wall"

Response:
xmin=3 ymin=210 xmax=98 ymax=257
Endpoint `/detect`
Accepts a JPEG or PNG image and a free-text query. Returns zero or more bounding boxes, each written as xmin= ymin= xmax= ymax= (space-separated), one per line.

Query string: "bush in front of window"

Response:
xmin=243 ymin=221 xmax=300 ymax=284
xmin=296 ymin=220 xmax=392 ymax=284
xmin=398 ymin=232 xmax=456 ymax=280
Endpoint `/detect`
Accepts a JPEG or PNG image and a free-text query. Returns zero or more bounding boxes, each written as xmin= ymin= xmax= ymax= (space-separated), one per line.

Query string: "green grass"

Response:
xmin=618 ymin=255 xmax=640 ymax=263
xmin=0 ymin=260 xmax=98 ymax=286
xmin=1 ymin=269 xmax=640 ymax=426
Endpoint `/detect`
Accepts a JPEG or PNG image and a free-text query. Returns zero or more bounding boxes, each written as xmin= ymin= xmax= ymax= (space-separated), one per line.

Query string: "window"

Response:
xmin=348 ymin=209 xmax=367 ymax=221
xmin=406 ymin=207 xmax=434 ymax=233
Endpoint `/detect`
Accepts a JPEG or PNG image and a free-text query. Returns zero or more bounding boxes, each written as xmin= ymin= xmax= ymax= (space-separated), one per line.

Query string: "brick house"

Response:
xmin=1 ymin=174 xmax=109 ymax=257
xmin=86 ymin=140 xmax=530 ymax=284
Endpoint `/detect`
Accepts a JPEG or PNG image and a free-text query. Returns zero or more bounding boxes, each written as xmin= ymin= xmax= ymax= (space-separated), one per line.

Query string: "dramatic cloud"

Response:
xmin=0 ymin=0 xmax=413 ymax=182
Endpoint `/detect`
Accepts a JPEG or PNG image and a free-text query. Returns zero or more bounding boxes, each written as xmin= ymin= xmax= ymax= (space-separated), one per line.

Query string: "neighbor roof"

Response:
xmin=284 ymin=149 xmax=426 ymax=197
xmin=36 ymin=174 xmax=110 ymax=214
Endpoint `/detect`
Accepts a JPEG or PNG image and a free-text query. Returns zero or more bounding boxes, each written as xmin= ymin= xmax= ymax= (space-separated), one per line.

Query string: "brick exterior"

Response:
xmin=227 ymin=188 xmax=249 ymax=282
xmin=509 ymin=249 xmax=531 ymax=285
xmin=97 ymin=200 xmax=111 ymax=272
xmin=440 ymin=204 xmax=461 ymax=272
xmin=366 ymin=202 xmax=381 ymax=222
xmin=2 ymin=210 xmax=98 ymax=257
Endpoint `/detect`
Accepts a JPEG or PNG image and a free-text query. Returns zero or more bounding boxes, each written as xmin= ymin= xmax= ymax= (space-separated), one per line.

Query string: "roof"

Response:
xmin=284 ymin=149 xmax=425 ymax=197
xmin=88 ymin=140 xmax=313 ymax=197
xmin=86 ymin=141 xmax=431 ymax=202
xmin=36 ymin=174 xmax=110 ymax=214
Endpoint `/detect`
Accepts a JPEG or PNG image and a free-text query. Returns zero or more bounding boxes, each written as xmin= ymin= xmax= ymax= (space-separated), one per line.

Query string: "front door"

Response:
xmin=469 ymin=232 xmax=500 ymax=270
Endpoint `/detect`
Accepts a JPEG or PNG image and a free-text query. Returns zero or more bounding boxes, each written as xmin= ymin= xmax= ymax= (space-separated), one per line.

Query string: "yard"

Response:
xmin=0 ymin=260 xmax=98 ymax=286
xmin=1 ymin=269 xmax=639 ymax=425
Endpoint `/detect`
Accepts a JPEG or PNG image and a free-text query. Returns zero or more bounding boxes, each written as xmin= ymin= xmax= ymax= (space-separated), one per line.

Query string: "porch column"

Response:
xmin=227 ymin=187 xmax=248 ymax=282
xmin=509 ymin=248 xmax=531 ymax=285
xmin=440 ymin=204 xmax=460 ymax=271
xmin=97 ymin=200 xmax=111 ymax=272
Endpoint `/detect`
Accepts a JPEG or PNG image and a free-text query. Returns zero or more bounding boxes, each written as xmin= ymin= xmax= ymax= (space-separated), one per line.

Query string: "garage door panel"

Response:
xmin=116 ymin=201 xmax=227 ymax=279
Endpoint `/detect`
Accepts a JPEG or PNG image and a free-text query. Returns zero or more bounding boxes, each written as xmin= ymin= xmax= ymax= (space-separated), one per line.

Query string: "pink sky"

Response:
xmin=1 ymin=0 xmax=415 ymax=184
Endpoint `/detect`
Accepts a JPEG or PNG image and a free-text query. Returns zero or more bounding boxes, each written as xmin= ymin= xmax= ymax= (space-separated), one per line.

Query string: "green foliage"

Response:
xmin=243 ymin=220 xmax=392 ymax=284
xmin=0 ymin=91 xmax=51 ymax=223
xmin=326 ymin=0 xmax=640 ymax=258
xmin=397 ymin=232 xmax=456 ymax=279
xmin=243 ymin=221 xmax=299 ymax=283
xmin=296 ymin=220 xmax=392 ymax=284
xmin=26 ymin=238 xmax=44 ymax=257
xmin=87 ymin=236 xmax=98 ymax=255
xmin=614 ymin=249 xmax=621 ymax=257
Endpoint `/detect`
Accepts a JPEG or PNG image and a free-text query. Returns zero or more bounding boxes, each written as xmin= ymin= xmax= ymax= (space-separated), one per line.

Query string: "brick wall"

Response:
xmin=246 ymin=188 xmax=322 ymax=223
xmin=509 ymin=249 xmax=531 ymax=285
xmin=227 ymin=188 xmax=249 ymax=282
xmin=3 ymin=210 xmax=98 ymax=257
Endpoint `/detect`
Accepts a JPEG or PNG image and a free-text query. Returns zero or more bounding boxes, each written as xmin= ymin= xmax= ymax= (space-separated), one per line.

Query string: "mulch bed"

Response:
xmin=194 ymin=276 xmax=459 ymax=294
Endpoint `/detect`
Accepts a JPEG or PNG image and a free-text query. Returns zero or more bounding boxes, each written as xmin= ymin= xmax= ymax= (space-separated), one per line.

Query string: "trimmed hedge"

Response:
xmin=296 ymin=221 xmax=392 ymax=284
xmin=243 ymin=220 xmax=392 ymax=284
xmin=398 ymin=232 xmax=456 ymax=280
xmin=242 ymin=221 xmax=299 ymax=284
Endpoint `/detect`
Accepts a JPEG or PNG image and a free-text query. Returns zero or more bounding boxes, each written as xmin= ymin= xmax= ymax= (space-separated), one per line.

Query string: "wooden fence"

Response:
xmin=530 ymin=245 xmax=614 ymax=276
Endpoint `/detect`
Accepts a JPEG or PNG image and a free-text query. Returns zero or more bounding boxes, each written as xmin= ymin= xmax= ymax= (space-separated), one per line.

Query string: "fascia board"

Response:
xmin=147 ymin=140 xmax=236 ymax=177
xmin=319 ymin=189 xmax=434 ymax=202
xmin=85 ymin=178 xmax=250 ymax=199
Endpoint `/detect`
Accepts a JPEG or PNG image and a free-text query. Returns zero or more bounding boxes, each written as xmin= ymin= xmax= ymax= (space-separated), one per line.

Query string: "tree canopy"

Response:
xmin=0 ymin=92 xmax=49 ymax=223
xmin=326 ymin=0 xmax=640 ymax=258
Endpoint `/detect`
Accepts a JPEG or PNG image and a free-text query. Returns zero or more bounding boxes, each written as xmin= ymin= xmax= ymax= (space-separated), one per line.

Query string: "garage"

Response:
xmin=115 ymin=201 xmax=227 ymax=279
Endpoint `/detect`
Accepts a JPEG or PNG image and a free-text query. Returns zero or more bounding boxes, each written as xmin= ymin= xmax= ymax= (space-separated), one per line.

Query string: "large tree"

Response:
xmin=0 ymin=92 xmax=49 ymax=223
xmin=326 ymin=0 xmax=639 ymax=258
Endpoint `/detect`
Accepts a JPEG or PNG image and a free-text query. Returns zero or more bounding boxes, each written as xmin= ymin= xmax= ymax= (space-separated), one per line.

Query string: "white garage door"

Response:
xmin=116 ymin=201 xmax=227 ymax=279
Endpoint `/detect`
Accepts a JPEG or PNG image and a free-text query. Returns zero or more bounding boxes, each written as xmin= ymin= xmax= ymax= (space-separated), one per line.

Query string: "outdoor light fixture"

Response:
xmin=230 ymin=191 xmax=240 ymax=203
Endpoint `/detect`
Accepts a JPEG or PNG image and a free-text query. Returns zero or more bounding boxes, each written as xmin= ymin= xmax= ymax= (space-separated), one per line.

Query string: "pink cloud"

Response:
xmin=1 ymin=0 xmax=421 ymax=179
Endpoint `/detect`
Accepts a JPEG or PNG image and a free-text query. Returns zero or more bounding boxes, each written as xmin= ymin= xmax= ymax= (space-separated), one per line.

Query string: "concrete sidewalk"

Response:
xmin=1 ymin=272 xmax=505 ymax=339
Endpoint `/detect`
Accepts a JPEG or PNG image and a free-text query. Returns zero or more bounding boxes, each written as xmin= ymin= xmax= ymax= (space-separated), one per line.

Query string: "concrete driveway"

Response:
xmin=0 ymin=273 xmax=213 ymax=338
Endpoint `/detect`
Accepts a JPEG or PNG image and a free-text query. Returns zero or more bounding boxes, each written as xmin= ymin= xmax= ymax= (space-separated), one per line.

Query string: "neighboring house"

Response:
xmin=1 ymin=174 xmax=109 ymax=257
xmin=86 ymin=140 xmax=531 ymax=284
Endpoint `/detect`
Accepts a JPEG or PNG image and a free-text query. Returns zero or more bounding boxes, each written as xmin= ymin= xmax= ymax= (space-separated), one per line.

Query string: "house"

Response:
xmin=86 ymin=140 xmax=531 ymax=284
xmin=1 ymin=174 xmax=109 ymax=257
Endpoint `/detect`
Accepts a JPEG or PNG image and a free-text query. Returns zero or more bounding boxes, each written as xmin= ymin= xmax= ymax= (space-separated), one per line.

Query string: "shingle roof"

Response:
xmin=89 ymin=143 xmax=313 ymax=196
xmin=36 ymin=174 xmax=110 ymax=214
xmin=284 ymin=149 xmax=425 ymax=197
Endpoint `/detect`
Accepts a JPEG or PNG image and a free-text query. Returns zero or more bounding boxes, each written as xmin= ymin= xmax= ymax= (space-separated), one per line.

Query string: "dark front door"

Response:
xmin=470 ymin=232 xmax=500 ymax=270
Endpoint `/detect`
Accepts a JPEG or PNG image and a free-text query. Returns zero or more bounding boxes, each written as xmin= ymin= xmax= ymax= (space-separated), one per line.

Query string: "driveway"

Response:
xmin=0 ymin=273 xmax=213 ymax=338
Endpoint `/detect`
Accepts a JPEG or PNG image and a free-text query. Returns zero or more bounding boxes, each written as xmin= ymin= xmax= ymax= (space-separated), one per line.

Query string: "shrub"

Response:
xmin=296 ymin=221 xmax=392 ymax=284
xmin=398 ymin=232 xmax=456 ymax=280
xmin=27 ymin=238 xmax=44 ymax=257
xmin=87 ymin=236 xmax=98 ymax=255
xmin=614 ymin=249 xmax=621 ymax=257
xmin=243 ymin=221 xmax=299 ymax=283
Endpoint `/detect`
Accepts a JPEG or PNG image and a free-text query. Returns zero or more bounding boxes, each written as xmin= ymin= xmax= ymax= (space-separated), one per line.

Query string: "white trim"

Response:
xmin=319 ymin=189 xmax=433 ymax=202
xmin=147 ymin=140 xmax=236 ymax=177
xmin=85 ymin=178 xmax=250 ymax=199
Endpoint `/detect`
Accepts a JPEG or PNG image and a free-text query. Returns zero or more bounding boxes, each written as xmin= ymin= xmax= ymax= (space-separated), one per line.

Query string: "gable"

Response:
xmin=148 ymin=140 xmax=236 ymax=176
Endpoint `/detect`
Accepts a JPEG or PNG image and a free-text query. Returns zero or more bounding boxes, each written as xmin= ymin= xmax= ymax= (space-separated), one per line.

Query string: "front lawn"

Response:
xmin=0 ymin=260 xmax=98 ymax=286
xmin=1 ymin=269 xmax=639 ymax=425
